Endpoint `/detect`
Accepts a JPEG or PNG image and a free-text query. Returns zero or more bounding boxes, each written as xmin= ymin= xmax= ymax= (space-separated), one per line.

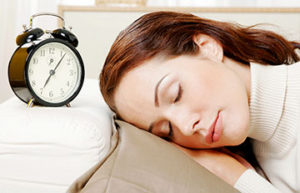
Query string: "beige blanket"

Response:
xmin=68 ymin=120 xmax=240 ymax=193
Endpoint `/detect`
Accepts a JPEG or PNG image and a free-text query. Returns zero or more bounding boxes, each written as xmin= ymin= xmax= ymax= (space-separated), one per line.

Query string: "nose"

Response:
xmin=165 ymin=107 xmax=201 ymax=136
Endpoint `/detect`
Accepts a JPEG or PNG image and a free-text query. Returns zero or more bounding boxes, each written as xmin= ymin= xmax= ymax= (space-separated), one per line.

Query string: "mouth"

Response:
xmin=205 ymin=111 xmax=223 ymax=144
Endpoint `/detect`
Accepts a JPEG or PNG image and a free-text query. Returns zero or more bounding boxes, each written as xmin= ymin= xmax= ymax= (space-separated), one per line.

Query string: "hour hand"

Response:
xmin=43 ymin=74 xmax=51 ymax=88
xmin=43 ymin=69 xmax=55 ymax=88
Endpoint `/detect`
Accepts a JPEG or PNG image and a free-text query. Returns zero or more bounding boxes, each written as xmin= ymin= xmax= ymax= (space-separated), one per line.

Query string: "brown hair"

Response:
xmin=100 ymin=11 xmax=300 ymax=112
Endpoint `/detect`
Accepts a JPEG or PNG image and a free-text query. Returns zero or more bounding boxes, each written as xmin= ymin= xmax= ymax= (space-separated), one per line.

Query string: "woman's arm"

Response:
xmin=173 ymin=145 xmax=247 ymax=186
xmin=234 ymin=169 xmax=281 ymax=193
xmin=173 ymin=144 xmax=282 ymax=193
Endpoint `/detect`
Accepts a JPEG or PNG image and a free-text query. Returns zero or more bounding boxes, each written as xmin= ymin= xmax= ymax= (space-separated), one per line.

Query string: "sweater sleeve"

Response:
xmin=234 ymin=169 xmax=282 ymax=193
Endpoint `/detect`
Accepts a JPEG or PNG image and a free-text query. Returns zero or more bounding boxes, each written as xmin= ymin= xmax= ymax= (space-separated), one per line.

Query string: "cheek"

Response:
xmin=209 ymin=69 xmax=249 ymax=111
xmin=182 ymin=74 xmax=215 ymax=105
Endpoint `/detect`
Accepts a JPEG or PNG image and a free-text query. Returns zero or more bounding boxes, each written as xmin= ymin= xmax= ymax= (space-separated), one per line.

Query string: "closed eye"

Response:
xmin=168 ymin=121 xmax=173 ymax=138
xmin=160 ymin=121 xmax=173 ymax=141
xmin=174 ymin=84 xmax=182 ymax=103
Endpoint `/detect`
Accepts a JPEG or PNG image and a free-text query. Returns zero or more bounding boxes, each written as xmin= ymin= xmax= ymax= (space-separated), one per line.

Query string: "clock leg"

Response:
xmin=27 ymin=98 xmax=35 ymax=108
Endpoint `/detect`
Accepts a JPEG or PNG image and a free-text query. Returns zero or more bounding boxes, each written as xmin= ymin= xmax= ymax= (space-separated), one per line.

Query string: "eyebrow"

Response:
xmin=149 ymin=74 xmax=169 ymax=133
xmin=154 ymin=74 xmax=169 ymax=107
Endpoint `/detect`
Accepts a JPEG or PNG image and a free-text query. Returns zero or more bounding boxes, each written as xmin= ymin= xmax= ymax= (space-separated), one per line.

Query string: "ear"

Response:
xmin=193 ymin=34 xmax=224 ymax=62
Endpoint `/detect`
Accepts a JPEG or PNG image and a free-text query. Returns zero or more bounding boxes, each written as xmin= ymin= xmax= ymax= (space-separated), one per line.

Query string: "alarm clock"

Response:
xmin=8 ymin=13 xmax=84 ymax=107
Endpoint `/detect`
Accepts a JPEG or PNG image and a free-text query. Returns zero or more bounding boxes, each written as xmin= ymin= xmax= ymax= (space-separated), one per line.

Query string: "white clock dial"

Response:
xmin=27 ymin=41 xmax=82 ymax=104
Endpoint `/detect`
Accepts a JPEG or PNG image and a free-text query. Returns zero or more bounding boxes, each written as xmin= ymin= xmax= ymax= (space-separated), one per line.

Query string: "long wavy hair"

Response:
xmin=100 ymin=11 xmax=300 ymax=178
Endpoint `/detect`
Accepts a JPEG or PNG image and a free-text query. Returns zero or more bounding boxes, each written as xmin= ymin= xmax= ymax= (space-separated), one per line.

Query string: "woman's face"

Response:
xmin=114 ymin=54 xmax=250 ymax=149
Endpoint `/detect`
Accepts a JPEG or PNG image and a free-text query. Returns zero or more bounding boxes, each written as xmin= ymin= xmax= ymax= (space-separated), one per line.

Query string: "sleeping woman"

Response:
xmin=99 ymin=11 xmax=300 ymax=193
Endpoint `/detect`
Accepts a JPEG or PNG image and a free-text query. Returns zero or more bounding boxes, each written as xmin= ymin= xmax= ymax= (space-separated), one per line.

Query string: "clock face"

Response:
xmin=26 ymin=40 xmax=84 ymax=105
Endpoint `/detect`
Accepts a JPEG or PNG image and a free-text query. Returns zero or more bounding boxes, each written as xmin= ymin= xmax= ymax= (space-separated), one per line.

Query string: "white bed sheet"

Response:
xmin=0 ymin=79 xmax=114 ymax=193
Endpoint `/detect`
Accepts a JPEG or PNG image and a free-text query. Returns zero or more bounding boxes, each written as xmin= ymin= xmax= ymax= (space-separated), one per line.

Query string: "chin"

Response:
xmin=229 ymin=123 xmax=249 ymax=146
xmin=222 ymin=130 xmax=248 ymax=147
xmin=230 ymin=134 xmax=248 ymax=146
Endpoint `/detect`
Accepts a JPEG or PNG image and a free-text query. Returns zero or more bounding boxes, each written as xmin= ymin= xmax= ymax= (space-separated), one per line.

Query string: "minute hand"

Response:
xmin=53 ymin=53 xmax=66 ymax=72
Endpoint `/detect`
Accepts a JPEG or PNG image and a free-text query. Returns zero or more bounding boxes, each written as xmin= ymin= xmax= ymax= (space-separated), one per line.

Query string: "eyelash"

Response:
xmin=174 ymin=84 xmax=182 ymax=103
xmin=168 ymin=121 xmax=173 ymax=138
xmin=160 ymin=121 xmax=174 ymax=141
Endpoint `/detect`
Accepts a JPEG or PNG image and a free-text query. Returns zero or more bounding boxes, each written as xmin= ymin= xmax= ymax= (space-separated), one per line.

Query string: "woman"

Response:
xmin=100 ymin=11 xmax=300 ymax=193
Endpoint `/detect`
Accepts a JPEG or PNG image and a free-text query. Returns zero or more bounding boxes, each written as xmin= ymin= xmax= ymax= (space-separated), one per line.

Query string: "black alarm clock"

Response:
xmin=8 ymin=13 xmax=84 ymax=107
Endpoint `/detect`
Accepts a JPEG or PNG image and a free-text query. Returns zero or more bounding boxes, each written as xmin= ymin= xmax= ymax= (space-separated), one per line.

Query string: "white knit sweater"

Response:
xmin=234 ymin=62 xmax=300 ymax=193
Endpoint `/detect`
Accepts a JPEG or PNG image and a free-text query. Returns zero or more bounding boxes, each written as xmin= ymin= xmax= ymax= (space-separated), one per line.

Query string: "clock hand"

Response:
xmin=53 ymin=53 xmax=66 ymax=72
xmin=43 ymin=71 xmax=53 ymax=88
xmin=43 ymin=53 xmax=66 ymax=88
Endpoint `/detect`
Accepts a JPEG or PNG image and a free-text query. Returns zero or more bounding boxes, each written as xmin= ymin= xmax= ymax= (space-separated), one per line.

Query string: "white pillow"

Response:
xmin=0 ymin=79 xmax=114 ymax=193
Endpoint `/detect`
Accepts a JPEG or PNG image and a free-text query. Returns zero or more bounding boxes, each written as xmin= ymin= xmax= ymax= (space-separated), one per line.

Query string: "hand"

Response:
xmin=172 ymin=143 xmax=249 ymax=186
xmin=43 ymin=53 xmax=66 ymax=88
xmin=53 ymin=53 xmax=66 ymax=71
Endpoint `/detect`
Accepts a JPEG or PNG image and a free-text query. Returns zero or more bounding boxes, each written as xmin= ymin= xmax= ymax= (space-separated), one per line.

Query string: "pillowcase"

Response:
xmin=0 ymin=79 xmax=114 ymax=193
xmin=68 ymin=120 xmax=240 ymax=193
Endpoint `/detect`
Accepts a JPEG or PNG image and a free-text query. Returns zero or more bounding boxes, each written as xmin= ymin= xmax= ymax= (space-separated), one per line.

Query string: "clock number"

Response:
xmin=69 ymin=70 xmax=74 ymax=76
xmin=40 ymin=50 xmax=45 ymax=57
xmin=60 ymin=88 xmax=65 ymax=96
xmin=28 ymin=68 xmax=34 ymax=75
xmin=40 ymin=88 xmax=44 ymax=95
xmin=31 ymin=80 xmax=36 ymax=87
xmin=49 ymin=91 xmax=53 ymax=97
xmin=49 ymin=48 xmax=55 ymax=54
xmin=66 ymin=81 xmax=70 ymax=87
xmin=67 ymin=58 xmax=72 ymax=65
xmin=33 ymin=58 xmax=38 ymax=64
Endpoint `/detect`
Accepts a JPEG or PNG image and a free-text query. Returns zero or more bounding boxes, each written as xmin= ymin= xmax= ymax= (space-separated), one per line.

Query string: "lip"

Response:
xmin=205 ymin=111 xmax=223 ymax=144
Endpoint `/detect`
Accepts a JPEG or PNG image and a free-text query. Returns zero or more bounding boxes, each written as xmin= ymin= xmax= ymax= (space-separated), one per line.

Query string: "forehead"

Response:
xmin=114 ymin=56 xmax=167 ymax=129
